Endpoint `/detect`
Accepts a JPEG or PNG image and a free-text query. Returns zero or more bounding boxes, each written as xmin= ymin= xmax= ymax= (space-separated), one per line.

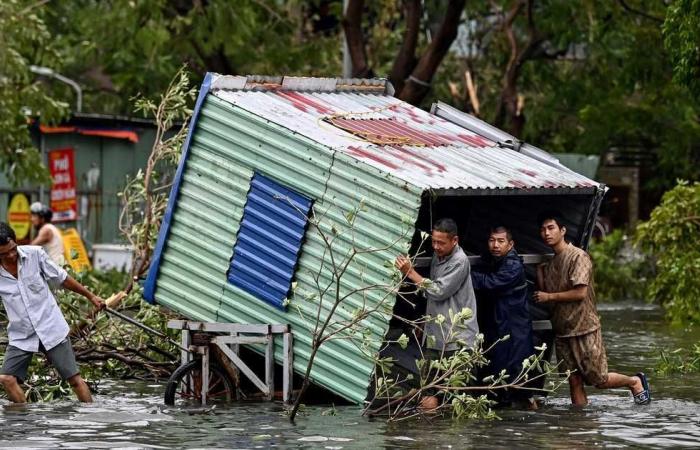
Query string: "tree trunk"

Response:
xmin=289 ymin=343 xmax=320 ymax=421
xmin=398 ymin=0 xmax=466 ymax=106
xmin=493 ymin=0 xmax=543 ymax=138
xmin=389 ymin=0 xmax=422 ymax=94
xmin=342 ymin=0 xmax=373 ymax=77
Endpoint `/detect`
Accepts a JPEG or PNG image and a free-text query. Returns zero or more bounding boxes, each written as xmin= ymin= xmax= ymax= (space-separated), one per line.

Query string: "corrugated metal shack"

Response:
xmin=144 ymin=74 xmax=604 ymax=404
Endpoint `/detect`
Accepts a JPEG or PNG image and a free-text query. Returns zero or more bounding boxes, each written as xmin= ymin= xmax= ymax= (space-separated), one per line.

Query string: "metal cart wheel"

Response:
xmin=164 ymin=359 xmax=235 ymax=406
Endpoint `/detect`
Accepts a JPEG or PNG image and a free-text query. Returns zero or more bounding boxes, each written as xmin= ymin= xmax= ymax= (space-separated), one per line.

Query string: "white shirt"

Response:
xmin=0 ymin=246 xmax=69 ymax=351
xmin=41 ymin=223 xmax=65 ymax=265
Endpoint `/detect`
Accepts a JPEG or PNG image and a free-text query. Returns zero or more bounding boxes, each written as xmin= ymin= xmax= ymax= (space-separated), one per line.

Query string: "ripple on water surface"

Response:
xmin=0 ymin=306 xmax=699 ymax=448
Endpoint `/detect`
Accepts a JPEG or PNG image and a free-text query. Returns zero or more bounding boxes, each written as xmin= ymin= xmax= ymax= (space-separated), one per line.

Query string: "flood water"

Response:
xmin=1 ymin=303 xmax=699 ymax=449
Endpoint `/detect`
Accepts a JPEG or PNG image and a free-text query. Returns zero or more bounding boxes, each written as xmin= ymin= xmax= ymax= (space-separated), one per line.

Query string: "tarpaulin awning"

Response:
xmin=39 ymin=125 xmax=139 ymax=143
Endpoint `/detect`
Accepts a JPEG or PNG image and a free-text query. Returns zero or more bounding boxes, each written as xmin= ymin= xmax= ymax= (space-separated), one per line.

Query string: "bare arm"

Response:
xmin=62 ymin=276 xmax=105 ymax=310
xmin=31 ymin=227 xmax=52 ymax=246
xmin=534 ymin=285 xmax=587 ymax=303
xmin=536 ymin=264 xmax=545 ymax=290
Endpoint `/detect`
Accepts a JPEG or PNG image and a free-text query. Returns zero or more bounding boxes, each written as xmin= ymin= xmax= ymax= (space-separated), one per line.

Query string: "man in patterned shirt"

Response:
xmin=533 ymin=211 xmax=650 ymax=406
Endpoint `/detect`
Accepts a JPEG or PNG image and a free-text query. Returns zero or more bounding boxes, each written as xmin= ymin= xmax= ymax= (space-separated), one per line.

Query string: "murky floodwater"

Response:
xmin=1 ymin=304 xmax=699 ymax=449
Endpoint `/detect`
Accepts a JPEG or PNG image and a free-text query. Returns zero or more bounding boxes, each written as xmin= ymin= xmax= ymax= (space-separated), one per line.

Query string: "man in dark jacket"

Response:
xmin=471 ymin=226 xmax=535 ymax=406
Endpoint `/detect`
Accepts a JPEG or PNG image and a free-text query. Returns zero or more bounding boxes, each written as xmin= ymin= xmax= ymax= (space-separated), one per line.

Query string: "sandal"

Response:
xmin=633 ymin=372 xmax=651 ymax=405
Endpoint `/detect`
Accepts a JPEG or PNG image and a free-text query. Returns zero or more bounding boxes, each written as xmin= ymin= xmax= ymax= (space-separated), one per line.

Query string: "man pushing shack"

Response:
xmin=0 ymin=222 xmax=105 ymax=403
xmin=395 ymin=218 xmax=479 ymax=356
xmin=471 ymin=225 xmax=535 ymax=407
xmin=534 ymin=211 xmax=651 ymax=406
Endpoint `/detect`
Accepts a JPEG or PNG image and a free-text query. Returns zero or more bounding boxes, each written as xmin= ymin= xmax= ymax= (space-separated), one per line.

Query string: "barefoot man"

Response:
xmin=0 ymin=222 xmax=105 ymax=403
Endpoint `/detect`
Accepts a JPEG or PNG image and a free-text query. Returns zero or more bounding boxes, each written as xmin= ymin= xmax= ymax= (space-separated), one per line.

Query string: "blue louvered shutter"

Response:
xmin=228 ymin=173 xmax=313 ymax=309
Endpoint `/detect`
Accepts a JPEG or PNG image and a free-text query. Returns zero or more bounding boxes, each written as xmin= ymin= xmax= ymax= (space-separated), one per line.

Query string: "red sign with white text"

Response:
xmin=49 ymin=148 xmax=77 ymax=222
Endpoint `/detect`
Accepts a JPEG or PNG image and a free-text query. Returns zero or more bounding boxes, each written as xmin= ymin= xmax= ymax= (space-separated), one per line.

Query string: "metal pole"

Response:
xmin=39 ymin=126 xmax=46 ymax=204
xmin=29 ymin=65 xmax=82 ymax=113
xmin=105 ymin=307 xmax=191 ymax=353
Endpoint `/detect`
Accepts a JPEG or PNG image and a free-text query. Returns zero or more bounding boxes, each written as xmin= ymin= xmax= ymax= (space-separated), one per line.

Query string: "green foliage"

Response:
xmin=656 ymin=344 xmax=700 ymax=375
xmin=437 ymin=1 xmax=700 ymax=193
xmin=369 ymin=310 xmax=567 ymax=421
xmin=44 ymin=0 xmax=341 ymax=114
xmin=0 ymin=0 xmax=65 ymax=185
xmin=636 ymin=181 xmax=700 ymax=323
xmin=589 ymin=230 xmax=649 ymax=301
xmin=119 ymin=65 xmax=195 ymax=269
xmin=451 ymin=394 xmax=498 ymax=420
xmin=664 ymin=0 xmax=700 ymax=100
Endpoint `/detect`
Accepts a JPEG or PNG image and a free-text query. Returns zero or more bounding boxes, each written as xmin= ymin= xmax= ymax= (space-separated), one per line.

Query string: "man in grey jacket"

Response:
xmin=395 ymin=218 xmax=479 ymax=356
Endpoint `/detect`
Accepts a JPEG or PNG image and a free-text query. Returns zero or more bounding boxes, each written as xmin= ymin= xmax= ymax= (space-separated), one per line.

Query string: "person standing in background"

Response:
xmin=30 ymin=202 xmax=65 ymax=265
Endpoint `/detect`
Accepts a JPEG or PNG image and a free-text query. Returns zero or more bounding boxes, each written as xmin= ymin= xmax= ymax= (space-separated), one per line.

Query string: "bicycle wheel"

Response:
xmin=164 ymin=359 xmax=235 ymax=406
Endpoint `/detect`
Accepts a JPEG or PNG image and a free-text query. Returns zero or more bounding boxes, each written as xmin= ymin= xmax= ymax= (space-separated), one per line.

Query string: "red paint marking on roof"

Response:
xmin=276 ymin=91 xmax=335 ymax=114
xmin=276 ymin=91 xmax=307 ymax=112
xmin=379 ymin=120 xmax=436 ymax=146
xmin=509 ymin=180 xmax=529 ymax=188
xmin=346 ymin=146 xmax=400 ymax=170
xmin=519 ymin=169 xmax=538 ymax=177
xmin=390 ymin=145 xmax=447 ymax=173
xmin=397 ymin=105 xmax=425 ymax=124
xmin=330 ymin=118 xmax=447 ymax=147
xmin=436 ymin=133 xmax=469 ymax=146
xmin=381 ymin=146 xmax=434 ymax=176
xmin=458 ymin=134 xmax=491 ymax=148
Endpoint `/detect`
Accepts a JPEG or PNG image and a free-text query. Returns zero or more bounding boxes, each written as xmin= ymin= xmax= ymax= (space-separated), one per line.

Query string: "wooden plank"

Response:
xmin=414 ymin=253 xmax=553 ymax=268
xmin=283 ymin=332 xmax=293 ymax=404
xmin=180 ymin=330 xmax=192 ymax=366
xmin=167 ymin=320 xmax=288 ymax=334
xmin=201 ymin=347 xmax=210 ymax=406
xmin=265 ymin=335 xmax=274 ymax=401
xmin=213 ymin=336 xmax=270 ymax=345
xmin=532 ymin=320 xmax=552 ymax=331
xmin=215 ymin=342 xmax=269 ymax=395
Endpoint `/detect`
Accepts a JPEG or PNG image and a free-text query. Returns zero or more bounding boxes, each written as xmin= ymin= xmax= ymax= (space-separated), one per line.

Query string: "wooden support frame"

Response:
xmin=168 ymin=320 xmax=288 ymax=334
xmin=169 ymin=320 xmax=293 ymax=406
xmin=282 ymin=332 xmax=293 ymax=404
xmin=201 ymin=346 xmax=209 ymax=406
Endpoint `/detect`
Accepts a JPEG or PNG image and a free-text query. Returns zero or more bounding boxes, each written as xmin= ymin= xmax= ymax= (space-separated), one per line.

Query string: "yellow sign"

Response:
xmin=8 ymin=193 xmax=31 ymax=240
xmin=61 ymin=228 xmax=92 ymax=272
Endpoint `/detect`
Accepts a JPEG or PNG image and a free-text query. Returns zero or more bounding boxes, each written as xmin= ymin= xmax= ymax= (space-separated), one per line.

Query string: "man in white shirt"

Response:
xmin=0 ymin=222 xmax=104 ymax=403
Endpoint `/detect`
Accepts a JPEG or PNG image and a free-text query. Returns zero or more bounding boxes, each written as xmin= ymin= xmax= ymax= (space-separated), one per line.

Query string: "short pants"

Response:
xmin=1 ymin=338 xmax=79 ymax=383
xmin=555 ymin=329 xmax=609 ymax=386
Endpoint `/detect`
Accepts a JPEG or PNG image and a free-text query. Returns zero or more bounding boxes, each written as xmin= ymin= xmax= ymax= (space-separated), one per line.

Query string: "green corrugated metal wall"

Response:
xmin=153 ymin=94 xmax=422 ymax=403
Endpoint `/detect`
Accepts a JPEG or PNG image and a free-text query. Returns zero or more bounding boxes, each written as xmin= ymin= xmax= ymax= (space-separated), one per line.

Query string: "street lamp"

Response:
xmin=29 ymin=65 xmax=82 ymax=113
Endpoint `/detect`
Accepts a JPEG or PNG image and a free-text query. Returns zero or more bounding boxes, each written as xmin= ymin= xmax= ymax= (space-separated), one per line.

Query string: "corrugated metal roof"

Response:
xmin=150 ymin=93 xmax=423 ymax=404
xmin=210 ymin=77 xmax=599 ymax=192
xmin=228 ymin=173 xmax=313 ymax=309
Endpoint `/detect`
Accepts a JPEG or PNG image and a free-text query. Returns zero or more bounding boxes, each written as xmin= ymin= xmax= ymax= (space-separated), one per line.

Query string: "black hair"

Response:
xmin=0 ymin=222 xmax=16 ymax=245
xmin=32 ymin=208 xmax=53 ymax=223
xmin=537 ymin=210 xmax=566 ymax=229
xmin=489 ymin=225 xmax=513 ymax=241
xmin=433 ymin=218 xmax=458 ymax=237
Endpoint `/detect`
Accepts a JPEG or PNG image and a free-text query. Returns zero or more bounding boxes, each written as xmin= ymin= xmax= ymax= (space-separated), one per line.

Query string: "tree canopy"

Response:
xmin=0 ymin=0 xmax=65 ymax=185
xmin=2 ymin=0 xmax=698 ymax=196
